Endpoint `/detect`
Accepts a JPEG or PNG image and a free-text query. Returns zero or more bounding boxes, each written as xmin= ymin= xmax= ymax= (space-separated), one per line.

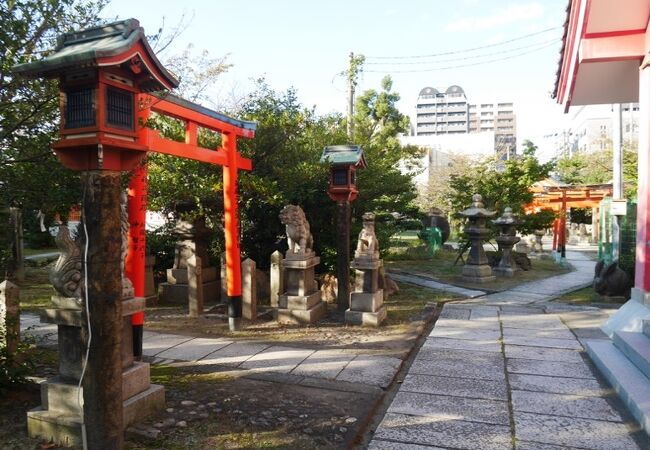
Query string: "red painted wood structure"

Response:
xmin=13 ymin=19 xmax=256 ymax=333
xmin=526 ymin=181 xmax=613 ymax=253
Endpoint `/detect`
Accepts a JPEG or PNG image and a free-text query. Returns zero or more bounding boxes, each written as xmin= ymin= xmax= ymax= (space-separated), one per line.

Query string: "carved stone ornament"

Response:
xmin=50 ymin=224 xmax=82 ymax=298
xmin=355 ymin=212 xmax=379 ymax=259
xmin=279 ymin=205 xmax=314 ymax=256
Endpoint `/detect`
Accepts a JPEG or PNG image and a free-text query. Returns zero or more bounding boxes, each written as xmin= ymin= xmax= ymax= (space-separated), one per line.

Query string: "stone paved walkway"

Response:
xmin=370 ymin=250 xmax=647 ymax=449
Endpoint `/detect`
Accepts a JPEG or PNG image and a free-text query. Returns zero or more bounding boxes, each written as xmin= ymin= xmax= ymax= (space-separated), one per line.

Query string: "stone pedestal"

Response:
xmin=345 ymin=255 xmax=386 ymax=327
xmin=277 ymin=254 xmax=326 ymax=324
xmin=0 ymin=279 xmax=20 ymax=354
xmin=494 ymin=235 xmax=521 ymax=277
xmin=159 ymin=217 xmax=220 ymax=305
xmin=144 ymin=254 xmax=158 ymax=306
xmin=27 ymin=295 xmax=165 ymax=447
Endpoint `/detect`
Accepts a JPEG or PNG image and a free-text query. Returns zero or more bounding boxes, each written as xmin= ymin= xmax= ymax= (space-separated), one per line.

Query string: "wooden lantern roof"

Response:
xmin=13 ymin=18 xmax=179 ymax=92
xmin=320 ymin=145 xmax=367 ymax=168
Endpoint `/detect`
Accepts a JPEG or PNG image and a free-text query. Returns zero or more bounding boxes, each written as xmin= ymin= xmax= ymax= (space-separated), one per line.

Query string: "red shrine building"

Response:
xmin=554 ymin=0 xmax=650 ymax=436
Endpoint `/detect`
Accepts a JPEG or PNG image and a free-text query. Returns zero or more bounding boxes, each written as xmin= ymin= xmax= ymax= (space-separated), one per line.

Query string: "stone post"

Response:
xmin=220 ymin=253 xmax=227 ymax=303
xmin=270 ymin=250 xmax=283 ymax=308
xmin=0 ymin=279 xmax=20 ymax=354
xmin=81 ymin=171 xmax=124 ymax=449
xmin=9 ymin=204 xmax=24 ymax=283
xmin=242 ymin=258 xmax=257 ymax=321
xmin=188 ymin=255 xmax=204 ymax=318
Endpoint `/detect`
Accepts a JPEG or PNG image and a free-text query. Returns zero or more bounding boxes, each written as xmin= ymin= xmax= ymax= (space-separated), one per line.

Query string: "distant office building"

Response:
xmin=413 ymin=85 xmax=516 ymax=157
xmin=415 ymin=85 xmax=469 ymax=136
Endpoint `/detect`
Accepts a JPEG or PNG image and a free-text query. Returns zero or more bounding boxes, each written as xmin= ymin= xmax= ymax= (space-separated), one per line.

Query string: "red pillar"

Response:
xmin=126 ymin=161 xmax=147 ymax=358
xmin=635 ymin=62 xmax=650 ymax=291
xmin=222 ymin=132 xmax=242 ymax=330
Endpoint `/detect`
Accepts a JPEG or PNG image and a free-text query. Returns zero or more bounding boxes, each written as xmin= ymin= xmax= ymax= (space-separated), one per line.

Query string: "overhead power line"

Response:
xmin=364 ymin=40 xmax=559 ymax=73
xmin=365 ymin=26 xmax=561 ymax=60
xmin=366 ymin=37 xmax=561 ymax=66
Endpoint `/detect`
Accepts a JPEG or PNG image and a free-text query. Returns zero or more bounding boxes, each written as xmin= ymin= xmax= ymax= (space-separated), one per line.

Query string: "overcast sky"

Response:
xmin=103 ymin=0 xmax=571 ymax=155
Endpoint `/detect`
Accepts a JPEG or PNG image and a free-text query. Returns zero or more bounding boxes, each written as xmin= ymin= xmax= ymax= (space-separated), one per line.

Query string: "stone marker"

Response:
xmin=242 ymin=258 xmax=257 ymax=320
xmin=277 ymin=205 xmax=326 ymax=324
xmin=459 ymin=194 xmax=496 ymax=283
xmin=220 ymin=253 xmax=227 ymax=303
xmin=187 ymin=255 xmax=204 ymax=318
xmin=270 ymin=250 xmax=283 ymax=308
xmin=159 ymin=216 xmax=220 ymax=305
xmin=0 ymin=279 xmax=19 ymax=354
xmin=144 ymin=253 xmax=157 ymax=306
xmin=346 ymin=212 xmax=386 ymax=327
xmin=9 ymin=203 xmax=25 ymax=283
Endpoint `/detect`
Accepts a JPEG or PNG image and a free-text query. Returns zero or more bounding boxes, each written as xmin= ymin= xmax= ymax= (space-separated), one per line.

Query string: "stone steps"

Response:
xmin=613 ymin=331 xmax=650 ymax=379
xmin=643 ymin=319 xmax=650 ymax=338
xmin=586 ymin=340 xmax=650 ymax=436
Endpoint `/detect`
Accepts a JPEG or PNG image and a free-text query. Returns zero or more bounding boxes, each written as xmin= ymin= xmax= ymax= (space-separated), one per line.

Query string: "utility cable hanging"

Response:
xmin=365 ymin=26 xmax=561 ymax=60
xmin=365 ymin=40 xmax=559 ymax=73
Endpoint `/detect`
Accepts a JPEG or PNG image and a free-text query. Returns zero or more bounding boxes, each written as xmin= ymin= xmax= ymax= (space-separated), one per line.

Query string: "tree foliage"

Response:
xmin=554 ymin=141 xmax=638 ymax=199
xmin=0 ymin=0 xmax=106 ymax=235
xmin=447 ymin=140 xmax=555 ymax=234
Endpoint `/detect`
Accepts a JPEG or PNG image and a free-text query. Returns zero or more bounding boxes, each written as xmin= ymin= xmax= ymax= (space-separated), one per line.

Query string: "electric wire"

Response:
xmin=78 ymin=177 xmax=91 ymax=450
xmin=365 ymin=26 xmax=561 ymax=60
xmin=364 ymin=40 xmax=559 ymax=73
xmin=365 ymin=38 xmax=561 ymax=66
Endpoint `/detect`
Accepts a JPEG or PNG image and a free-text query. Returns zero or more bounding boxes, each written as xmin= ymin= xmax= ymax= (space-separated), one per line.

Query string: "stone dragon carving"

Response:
xmin=279 ymin=205 xmax=313 ymax=256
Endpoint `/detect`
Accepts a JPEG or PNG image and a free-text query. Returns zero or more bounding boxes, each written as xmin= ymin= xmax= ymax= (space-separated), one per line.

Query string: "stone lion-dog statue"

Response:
xmin=355 ymin=212 xmax=379 ymax=258
xmin=279 ymin=205 xmax=314 ymax=256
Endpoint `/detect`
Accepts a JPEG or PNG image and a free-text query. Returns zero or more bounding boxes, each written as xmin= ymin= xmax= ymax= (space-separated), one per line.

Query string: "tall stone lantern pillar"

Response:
xmin=493 ymin=207 xmax=522 ymax=277
xmin=459 ymin=194 xmax=496 ymax=283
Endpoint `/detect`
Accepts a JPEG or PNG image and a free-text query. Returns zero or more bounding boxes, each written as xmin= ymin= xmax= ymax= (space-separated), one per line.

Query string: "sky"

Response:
xmin=102 ymin=0 xmax=571 ymax=157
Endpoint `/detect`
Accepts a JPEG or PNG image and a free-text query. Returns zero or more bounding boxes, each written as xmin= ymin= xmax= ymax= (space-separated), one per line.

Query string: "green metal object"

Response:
xmin=419 ymin=226 xmax=442 ymax=256
xmin=320 ymin=145 xmax=367 ymax=166
xmin=598 ymin=197 xmax=637 ymax=278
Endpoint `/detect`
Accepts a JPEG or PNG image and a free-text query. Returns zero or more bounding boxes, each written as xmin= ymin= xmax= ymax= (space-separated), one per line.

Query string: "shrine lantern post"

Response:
xmin=320 ymin=145 xmax=367 ymax=313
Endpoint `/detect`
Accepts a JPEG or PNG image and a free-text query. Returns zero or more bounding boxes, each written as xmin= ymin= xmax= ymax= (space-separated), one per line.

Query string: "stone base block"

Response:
xmin=123 ymin=383 xmax=165 ymax=427
xmin=493 ymin=267 xmax=520 ymax=278
xmin=278 ymin=291 xmax=321 ymax=310
xmin=158 ymin=280 xmax=220 ymax=304
xmin=123 ymin=361 xmax=151 ymax=400
xmin=144 ymin=294 xmax=158 ymax=307
xmin=166 ymin=266 xmax=217 ymax=284
xmin=345 ymin=306 xmax=387 ymax=327
xmin=28 ymin=383 xmax=165 ymax=447
xmin=277 ymin=301 xmax=326 ymax=325
xmin=350 ymin=290 xmax=384 ymax=312
xmin=27 ymin=408 xmax=82 ymax=448
xmin=461 ymin=264 xmax=495 ymax=283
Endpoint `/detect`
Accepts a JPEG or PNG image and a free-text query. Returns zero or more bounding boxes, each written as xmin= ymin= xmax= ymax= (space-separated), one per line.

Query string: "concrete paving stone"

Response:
xmin=507 ymin=358 xmax=595 ymax=379
xmin=154 ymin=337 xmax=233 ymax=361
xmin=509 ymin=373 xmax=611 ymax=397
xmin=516 ymin=440 xmax=595 ymax=450
xmin=434 ymin=318 xmax=500 ymax=331
xmin=501 ymin=316 xmax=567 ymax=331
xmin=514 ymin=411 xmax=641 ymax=450
xmin=486 ymin=291 xmax=549 ymax=303
xmin=469 ymin=307 xmax=500 ymax=322
xmin=429 ymin=326 xmax=501 ymax=341
xmin=374 ymin=412 xmax=512 ymax=450
xmin=389 ymin=390 xmax=509 ymax=425
xmin=142 ymin=334 xmax=195 ymax=357
xmin=239 ymin=346 xmax=314 ymax=373
xmin=424 ymin=337 xmax=502 ymax=353
xmin=512 ymin=390 xmax=623 ymax=422
xmin=502 ymin=327 xmax=576 ymax=341
xmin=438 ymin=306 xmax=471 ymax=320
xmin=290 ymin=350 xmax=355 ymax=379
xmin=411 ymin=348 xmax=505 ymax=381
xmin=503 ymin=336 xmax=582 ymax=350
xmin=142 ymin=331 xmax=163 ymax=341
xmin=387 ymin=273 xmax=485 ymax=298
xmin=198 ymin=342 xmax=270 ymax=367
xmin=505 ymin=345 xmax=583 ymax=363
xmin=368 ymin=439 xmax=447 ymax=449
xmin=499 ymin=305 xmax=546 ymax=315
xmin=336 ymin=355 xmax=402 ymax=388
xmin=401 ymin=373 xmax=508 ymax=401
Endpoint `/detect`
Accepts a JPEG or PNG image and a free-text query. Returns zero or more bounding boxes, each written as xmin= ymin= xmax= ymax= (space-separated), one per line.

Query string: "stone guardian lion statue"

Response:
xmin=279 ymin=205 xmax=313 ymax=256
xmin=355 ymin=212 xmax=379 ymax=258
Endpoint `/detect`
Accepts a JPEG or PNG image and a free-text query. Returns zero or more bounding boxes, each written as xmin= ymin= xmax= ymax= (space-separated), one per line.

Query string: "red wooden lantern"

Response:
xmin=13 ymin=19 xmax=179 ymax=172
xmin=320 ymin=145 xmax=367 ymax=202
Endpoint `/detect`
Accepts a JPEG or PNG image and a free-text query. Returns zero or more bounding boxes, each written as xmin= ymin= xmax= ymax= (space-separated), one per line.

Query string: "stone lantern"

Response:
xmin=459 ymin=194 xmax=496 ymax=283
xmin=493 ymin=207 xmax=522 ymax=277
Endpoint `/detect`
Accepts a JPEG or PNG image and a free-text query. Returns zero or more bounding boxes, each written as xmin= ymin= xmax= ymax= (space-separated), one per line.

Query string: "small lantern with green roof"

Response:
xmin=320 ymin=145 xmax=367 ymax=202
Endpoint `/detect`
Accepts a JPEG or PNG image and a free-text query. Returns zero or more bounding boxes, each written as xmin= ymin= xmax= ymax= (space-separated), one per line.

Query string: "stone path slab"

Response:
xmin=505 ymin=345 xmax=584 ymax=363
xmin=409 ymin=348 xmax=505 ymax=381
xmin=400 ymin=373 xmax=508 ymax=401
xmin=509 ymin=373 xmax=611 ymax=397
xmin=424 ymin=336 xmax=501 ymax=353
xmin=155 ymin=337 xmax=233 ymax=361
xmin=291 ymin=350 xmax=355 ymax=379
xmin=336 ymin=355 xmax=402 ymax=388
xmin=503 ymin=336 xmax=583 ymax=350
xmin=507 ymin=358 xmax=596 ymax=379
xmin=389 ymin=272 xmax=486 ymax=298
xmin=512 ymin=389 xmax=623 ymax=422
xmin=239 ymin=346 xmax=314 ymax=373
xmin=197 ymin=342 xmax=270 ymax=367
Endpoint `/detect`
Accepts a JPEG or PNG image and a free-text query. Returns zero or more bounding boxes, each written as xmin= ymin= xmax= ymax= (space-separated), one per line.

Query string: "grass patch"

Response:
xmin=150 ymin=365 xmax=233 ymax=391
xmin=556 ymin=286 xmax=627 ymax=306
xmin=386 ymin=248 xmax=570 ymax=292
xmin=19 ymin=266 xmax=55 ymax=311
xmin=384 ymin=283 xmax=453 ymax=325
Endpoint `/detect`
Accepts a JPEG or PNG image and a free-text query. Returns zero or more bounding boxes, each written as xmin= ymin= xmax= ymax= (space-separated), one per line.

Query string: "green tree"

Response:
xmin=448 ymin=140 xmax=555 ymax=234
xmin=0 ymin=0 xmax=107 ymax=236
